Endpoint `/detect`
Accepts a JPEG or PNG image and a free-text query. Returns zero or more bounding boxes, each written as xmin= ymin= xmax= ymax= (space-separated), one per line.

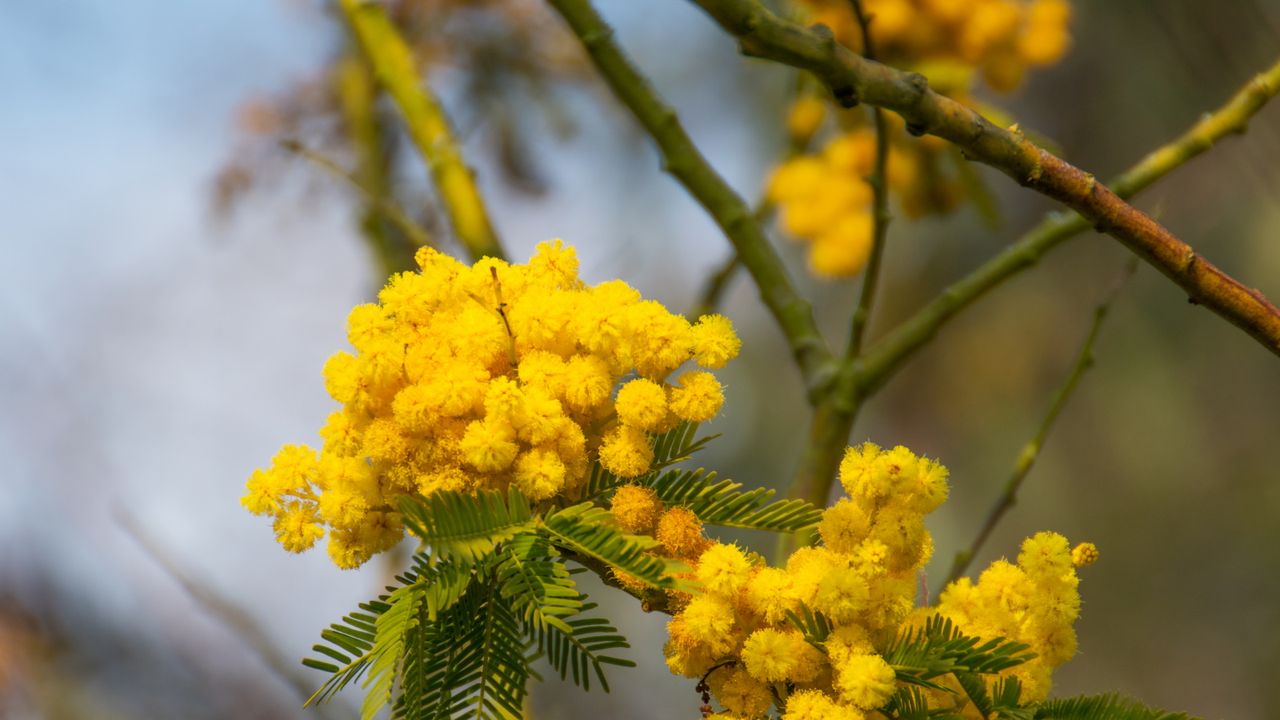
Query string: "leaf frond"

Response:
xmin=541 ymin=502 xmax=675 ymax=588
xmin=495 ymin=534 xmax=582 ymax=634
xmin=526 ymin=599 xmax=635 ymax=692
xmin=885 ymin=614 xmax=1036 ymax=685
xmin=399 ymin=488 xmax=535 ymax=562
xmin=644 ymin=467 xmax=823 ymax=532
xmin=1033 ymin=693 xmax=1198 ymax=720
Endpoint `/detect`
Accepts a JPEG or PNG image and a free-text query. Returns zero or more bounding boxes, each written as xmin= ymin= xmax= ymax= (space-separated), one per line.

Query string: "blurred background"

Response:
xmin=2 ymin=1 xmax=1278 ymax=718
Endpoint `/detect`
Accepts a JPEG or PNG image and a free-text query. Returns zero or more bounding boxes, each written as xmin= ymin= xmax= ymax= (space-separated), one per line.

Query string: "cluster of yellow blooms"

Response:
xmin=622 ymin=442 xmax=1094 ymax=719
xmin=796 ymin=0 xmax=1072 ymax=92
xmin=242 ymin=241 xmax=741 ymax=568
xmin=768 ymin=0 xmax=1072 ymax=278
xmin=767 ymin=122 xmax=927 ymax=278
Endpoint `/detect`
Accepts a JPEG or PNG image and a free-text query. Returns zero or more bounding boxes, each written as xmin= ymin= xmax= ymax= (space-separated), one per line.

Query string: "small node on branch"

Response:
xmin=833 ymin=85 xmax=860 ymax=108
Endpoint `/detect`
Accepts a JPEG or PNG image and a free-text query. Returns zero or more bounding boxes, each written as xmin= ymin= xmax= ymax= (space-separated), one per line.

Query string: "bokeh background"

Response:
xmin=3 ymin=1 xmax=1279 ymax=718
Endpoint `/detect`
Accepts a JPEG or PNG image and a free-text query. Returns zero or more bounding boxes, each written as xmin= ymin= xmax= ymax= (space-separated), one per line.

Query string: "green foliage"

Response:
xmin=784 ymin=602 xmax=833 ymax=645
xmin=1032 ymin=693 xmax=1198 ymax=720
xmin=399 ymin=488 xmax=534 ymax=562
xmin=885 ymin=613 xmax=1036 ymax=690
xmin=541 ymin=502 xmax=677 ymax=588
xmin=302 ymin=428 xmax=834 ymax=717
xmin=362 ymin=581 xmax=426 ymax=719
xmin=494 ymin=535 xmax=581 ymax=634
xmin=526 ymin=600 xmax=635 ymax=692
xmin=643 ymin=467 xmax=823 ymax=532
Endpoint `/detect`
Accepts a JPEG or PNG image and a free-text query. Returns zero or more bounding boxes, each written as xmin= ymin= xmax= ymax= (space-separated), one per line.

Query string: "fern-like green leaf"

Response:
xmin=992 ymin=676 xmax=1033 ymax=720
xmin=303 ymin=602 xmax=382 ymax=706
xmin=399 ymin=488 xmax=535 ymax=562
xmin=956 ymin=671 xmax=995 ymax=717
xmin=526 ymin=600 xmax=635 ymax=692
xmin=784 ymin=602 xmax=833 ymax=645
xmin=361 ymin=581 xmax=426 ymax=720
xmin=885 ymin=614 xmax=1036 ymax=687
xmin=1033 ymin=693 xmax=1198 ymax=720
xmin=495 ymin=535 xmax=582 ymax=634
xmin=541 ymin=503 xmax=675 ymax=588
xmin=393 ymin=580 xmax=532 ymax=720
xmin=304 ymin=555 xmax=475 ymax=710
xmin=644 ymin=468 xmax=822 ymax=532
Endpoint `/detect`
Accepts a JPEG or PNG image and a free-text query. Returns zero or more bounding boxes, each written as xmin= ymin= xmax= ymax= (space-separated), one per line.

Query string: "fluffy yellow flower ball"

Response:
xmin=610 ymin=484 xmax=663 ymax=535
xmin=242 ymin=241 xmax=739 ymax=568
xmin=833 ymin=653 xmax=897 ymax=710
xmin=783 ymin=689 xmax=864 ymax=720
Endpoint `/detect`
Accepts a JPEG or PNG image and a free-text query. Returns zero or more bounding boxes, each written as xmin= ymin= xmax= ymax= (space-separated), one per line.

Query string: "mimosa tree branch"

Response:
xmin=786 ymin=55 xmax=1280 ymax=543
xmin=338 ymin=0 xmax=506 ymax=262
xmin=691 ymin=0 xmax=1280 ymax=359
xmin=546 ymin=0 xmax=836 ymax=393
xmin=854 ymin=56 xmax=1280 ymax=395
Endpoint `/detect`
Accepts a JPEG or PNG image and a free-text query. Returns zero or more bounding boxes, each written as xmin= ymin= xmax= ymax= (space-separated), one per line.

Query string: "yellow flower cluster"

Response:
xmin=654 ymin=443 xmax=1093 ymax=719
xmin=242 ymin=241 xmax=740 ymax=568
xmin=660 ymin=443 xmax=948 ymax=718
xmin=797 ymin=0 xmax=1072 ymax=92
xmin=923 ymin=530 xmax=1097 ymax=704
xmin=767 ymin=128 xmax=920 ymax=278
xmin=767 ymin=1 xmax=1072 ymax=278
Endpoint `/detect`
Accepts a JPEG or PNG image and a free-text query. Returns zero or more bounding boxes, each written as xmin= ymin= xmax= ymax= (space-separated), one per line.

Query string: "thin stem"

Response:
xmin=281 ymin=139 xmax=433 ymax=252
xmin=694 ymin=252 xmax=742 ymax=319
xmin=547 ymin=0 xmax=836 ymax=393
xmin=945 ymin=258 xmax=1138 ymax=585
xmin=854 ymin=55 xmax=1280 ymax=395
xmin=338 ymin=0 xmax=506 ymax=262
xmin=691 ymin=200 xmax=774 ymax=319
xmin=845 ymin=0 xmax=891 ymax=359
xmin=692 ymin=0 xmax=1280 ymax=358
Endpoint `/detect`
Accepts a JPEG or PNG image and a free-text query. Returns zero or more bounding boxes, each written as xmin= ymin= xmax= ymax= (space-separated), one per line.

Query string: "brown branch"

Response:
xmin=691 ymin=0 xmax=1280 ymax=358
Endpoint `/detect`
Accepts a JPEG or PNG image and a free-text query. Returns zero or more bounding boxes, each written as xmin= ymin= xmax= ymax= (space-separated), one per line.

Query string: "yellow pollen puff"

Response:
xmin=460 ymin=419 xmax=519 ymax=472
xmin=786 ymin=96 xmax=828 ymax=141
xmin=695 ymin=543 xmax=753 ymax=598
xmin=690 ymin=314 xmax=741 ymax=369
xmin=784 ymin=689 xmax=864 ymax=720
xmin=598 ymin=424 xmax=654 ymax=478
xmin=668 ymin=371 xmax=724 ymax=422
xmin=615 ymin=378 xmax=668 ymax=431
xmin=610 ymin=484 xmax=663 ymax=535
xmin=708 ymin=667 xmax=774 ymax=719
xmin=655 ymin=507 xmax=708 ymax=559
xmin=513 ymin=448 xmax=567 ymax=501
xmin=273 ymin=502 xmax=324 ymax=553
xmin=1071 ymin=542 xmax=1099 ymax=567
xmin=741 ymin=628 xmax=822 ymax=684
xmin=679 ymin=595 xmax=737 ymax=656
xmin=833 ymin=653 xmax=897 ymax=710
xmin=819 ymin=498 xmax=872 ymax=554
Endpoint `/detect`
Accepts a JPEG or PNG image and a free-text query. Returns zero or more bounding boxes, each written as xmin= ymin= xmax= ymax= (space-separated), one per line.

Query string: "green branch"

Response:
xmin=338 ymin=0 xmax=506 ymax=262
xmin=692 ymin=0 xmax=1280 ymax=358
xmin=546 ymin=0 xmax=835 ymax=393
xmin=844 ymin=0 xmax=891 ymax=359
xmin=854 ymin=55 xmax=1280 ymax=395
xmin=946 ymin=259 xmax=1137 ymax=584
